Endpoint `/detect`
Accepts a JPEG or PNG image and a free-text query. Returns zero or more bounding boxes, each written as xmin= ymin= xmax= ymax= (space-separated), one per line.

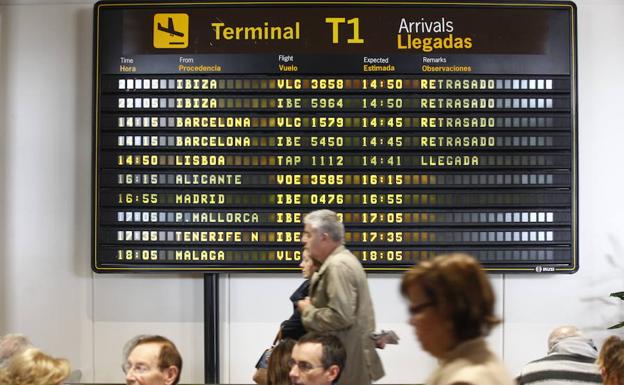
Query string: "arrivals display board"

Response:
xmin=93 ymin=1 xmax=577 ymax=272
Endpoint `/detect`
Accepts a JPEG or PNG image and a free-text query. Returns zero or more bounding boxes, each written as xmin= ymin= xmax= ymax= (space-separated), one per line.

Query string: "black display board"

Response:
xmin=93 ymin=1 xmax=578 ymax=273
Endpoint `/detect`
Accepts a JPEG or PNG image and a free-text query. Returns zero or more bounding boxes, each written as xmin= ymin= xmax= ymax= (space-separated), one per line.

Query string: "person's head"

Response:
xmin=123 ymin=335 xmax=182 ymax=385
xmin=599 ymin=336 xmax=624 ymax=385
xmin=0 ymin=347 xmax=69 ymax=385
xmin=267 ymin=338 xmax=296 ymax=385
xmin=547 ymin=325 xmax=583 ymax=352
xmin=598 ymin=335 xmax=621 ymax=368
xmin=289 ymin=333 xmax=345 ymax=385
xmin=400 ymin=253 xmax=499 ymax=358
xmin=0 ymin=333 xmax=31 ymax=368
xmin=299 ymin=249 xmax=321 ymax=279
xmin=302 ymin=210 xmax=344 ymax=263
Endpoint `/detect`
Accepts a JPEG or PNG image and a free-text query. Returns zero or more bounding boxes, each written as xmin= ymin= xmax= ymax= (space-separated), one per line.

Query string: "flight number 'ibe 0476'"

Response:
xmin=276 ymin=194 xmax=345 ymax=204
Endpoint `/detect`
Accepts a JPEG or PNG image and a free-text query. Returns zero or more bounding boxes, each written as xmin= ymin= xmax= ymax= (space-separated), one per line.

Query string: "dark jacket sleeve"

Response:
xmin=280 ymin=280 xmax=310 ymax=340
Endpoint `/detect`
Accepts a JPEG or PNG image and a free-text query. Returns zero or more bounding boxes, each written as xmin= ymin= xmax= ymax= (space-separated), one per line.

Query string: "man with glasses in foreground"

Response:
xmin=289 ymin=333 xmax=345 ymax=385
xmin=123 ymin=335 xmax=182 ymax=385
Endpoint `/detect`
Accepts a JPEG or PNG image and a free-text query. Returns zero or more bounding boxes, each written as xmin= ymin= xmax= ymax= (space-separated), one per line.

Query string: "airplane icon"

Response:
xmin=153 ymin=13 xmax=188 ymax=48
xmin=157 ymin=17 xmax=185 ymax=38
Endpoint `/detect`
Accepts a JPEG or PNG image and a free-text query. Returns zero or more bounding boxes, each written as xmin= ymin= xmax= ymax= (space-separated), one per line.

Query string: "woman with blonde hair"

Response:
xmin=0 ymin=347 xmax=70 ymax=385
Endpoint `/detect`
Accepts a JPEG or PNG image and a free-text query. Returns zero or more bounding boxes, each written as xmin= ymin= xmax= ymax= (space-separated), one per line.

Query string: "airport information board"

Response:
xmin=93 ymin=1 xmax=577 ymax=272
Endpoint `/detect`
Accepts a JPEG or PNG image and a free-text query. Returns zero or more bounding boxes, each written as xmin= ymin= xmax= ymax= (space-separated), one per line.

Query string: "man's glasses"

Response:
xmin=287 ymin=359 xmax=325 ymax=373
xmin=408 ymin=301 xmax=434 ymax=315
xmin=122 ymin=363 xmax=153 ymax=375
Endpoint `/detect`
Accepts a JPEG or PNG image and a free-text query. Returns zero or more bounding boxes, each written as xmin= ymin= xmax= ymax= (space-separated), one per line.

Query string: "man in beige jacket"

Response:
xmin=297 ymin=209 xmax=384 ymax=385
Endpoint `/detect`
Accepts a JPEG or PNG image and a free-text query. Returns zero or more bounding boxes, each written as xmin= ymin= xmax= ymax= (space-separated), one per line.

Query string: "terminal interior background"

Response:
xmin=0 ymin=0 xmax=623 ymax=383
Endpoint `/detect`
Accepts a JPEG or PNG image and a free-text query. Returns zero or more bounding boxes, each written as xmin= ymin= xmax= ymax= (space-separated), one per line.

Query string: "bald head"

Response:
xmin=548 ymin=325 xmax=582 ymax=351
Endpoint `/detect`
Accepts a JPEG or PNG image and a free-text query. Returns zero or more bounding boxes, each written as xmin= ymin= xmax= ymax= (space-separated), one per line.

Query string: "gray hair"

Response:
xmin=122 ymin=335 xmax=147 ymax=363
xmin=122 ymin=334 xmax=167 ymax=362
xmin=0 ymin=333 xmax=31 ymax=368
xmin=304 ymin=209 xmax=344 ymax=242
xmin=548 ymin=325 xmax=582 ymax=351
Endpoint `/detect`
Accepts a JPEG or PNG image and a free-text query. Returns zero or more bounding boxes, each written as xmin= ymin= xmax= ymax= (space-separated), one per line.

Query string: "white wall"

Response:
xmin=1 ymin=0 xmax=623 ymax=383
